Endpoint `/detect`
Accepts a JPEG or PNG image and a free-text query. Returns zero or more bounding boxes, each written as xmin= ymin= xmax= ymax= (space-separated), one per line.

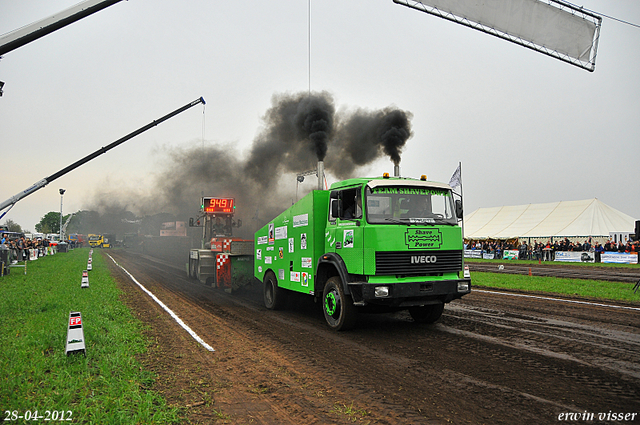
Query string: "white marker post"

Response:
xmin=65 ymin=312 xmax=86 ymax=356
xmin=81 ymin=270 xmax=89 ymax=288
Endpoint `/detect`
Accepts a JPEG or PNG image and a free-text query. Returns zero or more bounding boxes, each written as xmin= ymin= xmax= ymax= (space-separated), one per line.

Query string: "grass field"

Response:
xmin=466 ymin=258 xmax=639 ymax=268
xmin=471 ymin=272 xmax=640 ymax=303
xmin=467 ymin=259 xmax=640 ymax=303
xmin=0 ymin=248 xmax=182 ymax=424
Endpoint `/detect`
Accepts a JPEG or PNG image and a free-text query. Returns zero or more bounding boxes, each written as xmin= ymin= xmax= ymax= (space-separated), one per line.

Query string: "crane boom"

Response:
xmin=0 ymin=97 xmax=206 ymax=219
xmin=0 ymin=0 xmax=124 ymax=57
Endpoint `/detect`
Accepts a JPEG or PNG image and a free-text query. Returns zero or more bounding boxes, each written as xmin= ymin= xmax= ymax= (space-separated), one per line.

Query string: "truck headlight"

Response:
xmin=458 ymin=282 xmax=469 ymax=292
xmin=374 ymin=286 xmax=389 ymax=297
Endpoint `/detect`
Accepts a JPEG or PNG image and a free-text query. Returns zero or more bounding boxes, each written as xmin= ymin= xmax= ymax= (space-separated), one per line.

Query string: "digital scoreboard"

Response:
xmin=202 ymin=197 xmax=235 ymax=214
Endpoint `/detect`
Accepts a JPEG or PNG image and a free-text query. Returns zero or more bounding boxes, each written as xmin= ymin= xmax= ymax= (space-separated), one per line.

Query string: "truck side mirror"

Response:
xmin=330 ymin=199 xmax=340 ymax=220
xmin=455 ymin=199 xmax=463 ymax=219
xmin=237 ymin=219 xmax=242 ymax=228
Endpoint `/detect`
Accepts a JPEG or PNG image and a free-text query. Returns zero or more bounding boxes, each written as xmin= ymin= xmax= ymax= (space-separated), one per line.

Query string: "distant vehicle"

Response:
xmin=88 ymin=234 xmax=104 ymax=248
xmin=2 ymin=231 xmax=24 ymax=242
xmin=0 ymin=227 xmax=24 ymax=241
xmin=187 ymin=197 xmax=248 ymax=286
xmin=102 ymin=234 xmax=116 ymax=249
xmin=123 ymin=233 xmax=136 ymax=248
xmin=67 ymin=233 xmax=85 ymax=247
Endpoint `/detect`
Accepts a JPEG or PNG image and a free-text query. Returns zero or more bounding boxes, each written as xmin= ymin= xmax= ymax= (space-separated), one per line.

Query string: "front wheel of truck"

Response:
xmin=264 ymin=271 xmax=285 ymax=310
xmin=409 ymin=303 xmax=444 ymax=324
xmin=322 ymin=276 xmax=356 ymax=331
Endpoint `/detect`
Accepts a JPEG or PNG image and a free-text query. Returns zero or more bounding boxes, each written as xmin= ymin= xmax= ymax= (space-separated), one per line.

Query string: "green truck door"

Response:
xmin=326 ymin=187 xmax=364 ymax=274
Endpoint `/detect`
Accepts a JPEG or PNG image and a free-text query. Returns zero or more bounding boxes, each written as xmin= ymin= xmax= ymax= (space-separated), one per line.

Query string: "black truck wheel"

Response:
xmin=263 ymin=271 xmax=285 ymax=310
xmin=322 ymin=276 xmax=356 ymax=331
xmin=409 ymin=303 xmax=444 ymax=324
xmin=188 ymin=257 xmax=196 ymax=279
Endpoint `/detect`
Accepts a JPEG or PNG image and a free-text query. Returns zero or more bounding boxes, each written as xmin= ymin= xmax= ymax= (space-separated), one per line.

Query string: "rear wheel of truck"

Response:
xmin=264 ymin=271 xmax=285 ymax=310
xmin=409 ymin=302 xmax=444 ymax=324
xmin=188 ymin=258 xmax=196 ymax=279
xmin=322 ymin=276 xmax=356 ymax=331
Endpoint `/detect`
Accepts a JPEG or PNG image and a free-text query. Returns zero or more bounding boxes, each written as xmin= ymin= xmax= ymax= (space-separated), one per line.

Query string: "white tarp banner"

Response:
xmin=394 ymin=0 xmax=601 ymax=71
xmin=554 ymin=251 xmax=595 ymax=263
xmin=464 ymin=249 xmax=483 ymax=258
xmin=601 ymin=252 xmax=638 ymax=265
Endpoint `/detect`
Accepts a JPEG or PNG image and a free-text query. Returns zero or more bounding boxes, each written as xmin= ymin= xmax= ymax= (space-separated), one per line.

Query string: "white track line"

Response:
xmin=107 ymin=254 xmax=215 ymax=352
xmin=474 ymin=289 xmax=640 ymax=312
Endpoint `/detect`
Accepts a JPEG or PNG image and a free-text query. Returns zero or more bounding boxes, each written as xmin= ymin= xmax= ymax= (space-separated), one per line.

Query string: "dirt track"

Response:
xmin=104 ymin=249 xmax=640 ymax=424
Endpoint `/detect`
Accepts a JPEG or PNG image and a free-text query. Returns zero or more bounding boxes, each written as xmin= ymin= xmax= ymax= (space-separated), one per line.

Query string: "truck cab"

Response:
xmin=87 ymin=234 xmax=104 ymax=248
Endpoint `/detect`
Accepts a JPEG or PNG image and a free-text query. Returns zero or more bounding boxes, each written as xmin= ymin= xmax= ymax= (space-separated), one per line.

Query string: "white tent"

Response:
xmin=464 ymin=199 xmax=636 ymax=240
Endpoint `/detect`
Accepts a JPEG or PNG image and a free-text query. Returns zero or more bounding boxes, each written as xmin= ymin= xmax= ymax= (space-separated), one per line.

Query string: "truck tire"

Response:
xmin=409 ymin=303 xmax=444 ymax=324
xmin=188 ymin=258 xmax=196 ymax=279
xmin=263 ymin=271 xmax=285 ymax=310
xmin=322 ymin=276 xmax=356 ymax=331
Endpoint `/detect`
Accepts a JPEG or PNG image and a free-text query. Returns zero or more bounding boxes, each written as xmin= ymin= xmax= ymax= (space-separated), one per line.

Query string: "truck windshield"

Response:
xmin=365 ymin=185 xmax=457 ymax=225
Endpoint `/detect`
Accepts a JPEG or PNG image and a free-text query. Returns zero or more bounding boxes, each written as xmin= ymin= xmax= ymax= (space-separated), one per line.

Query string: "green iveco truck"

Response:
xmin=254 ymin=173 xmax=471 ymax=330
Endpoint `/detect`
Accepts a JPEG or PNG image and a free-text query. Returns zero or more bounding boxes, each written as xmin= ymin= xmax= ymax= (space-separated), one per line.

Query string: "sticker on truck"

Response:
xmin=293 ymin=213 xmax=308 ymax=227
xmin=343 ymin=229 xmax=354 ymax=248
xmin=405 ymin=228 xmax=443 ymax=249
xmin=275 ymin=226 xmax=287 ymax=240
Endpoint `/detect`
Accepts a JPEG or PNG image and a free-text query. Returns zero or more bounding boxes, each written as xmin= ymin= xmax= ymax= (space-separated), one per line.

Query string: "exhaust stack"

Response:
xmin=394 ymin=164 xmax=400 ymax=177
xmin=317 ymin=161 xmax=324 ymax=190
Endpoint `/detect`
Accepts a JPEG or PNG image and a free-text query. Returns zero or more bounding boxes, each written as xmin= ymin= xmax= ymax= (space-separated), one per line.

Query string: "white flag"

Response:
xmin=449 ymin=164 xmax=461 ymax=189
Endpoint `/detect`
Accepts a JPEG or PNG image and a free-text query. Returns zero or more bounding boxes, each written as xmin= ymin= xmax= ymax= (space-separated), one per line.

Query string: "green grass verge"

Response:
xmin=0 ymin=248 xmax=183 ymax=423
xmin=466 ymin=258 xmax=639 ymax=268
xmin=471 ymin=271 xmax=640 ymax=304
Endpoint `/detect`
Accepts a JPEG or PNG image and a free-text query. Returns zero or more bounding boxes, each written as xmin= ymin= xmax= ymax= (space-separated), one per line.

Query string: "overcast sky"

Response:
xmin=1 ymin=0 xmax=639 ymax=232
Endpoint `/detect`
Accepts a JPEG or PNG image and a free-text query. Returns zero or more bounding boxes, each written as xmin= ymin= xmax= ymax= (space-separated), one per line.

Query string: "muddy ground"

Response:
xmin=104 ymin=250 xmax=640 ymax=424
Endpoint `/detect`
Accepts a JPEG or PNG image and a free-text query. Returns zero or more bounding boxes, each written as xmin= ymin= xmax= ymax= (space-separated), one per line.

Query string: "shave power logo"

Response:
xmin=405 ymin=228 xmax=442 ymax=249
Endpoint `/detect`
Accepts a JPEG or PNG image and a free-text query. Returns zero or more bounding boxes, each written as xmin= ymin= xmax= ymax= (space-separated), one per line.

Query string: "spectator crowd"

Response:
xmin=465 ymin=237 xmax=640 ymax=262
xmin=1 ymin=233 xmax=59 ymax=265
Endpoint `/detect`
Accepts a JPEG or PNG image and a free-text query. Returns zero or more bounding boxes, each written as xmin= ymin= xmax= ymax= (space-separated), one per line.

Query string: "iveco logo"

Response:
xmin=411 ymin=255 xmax=437 ymax=264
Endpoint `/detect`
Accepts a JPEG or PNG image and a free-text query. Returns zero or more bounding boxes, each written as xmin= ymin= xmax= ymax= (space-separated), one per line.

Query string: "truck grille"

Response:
xmin=375 ymin=250 xmax=462 ymax=276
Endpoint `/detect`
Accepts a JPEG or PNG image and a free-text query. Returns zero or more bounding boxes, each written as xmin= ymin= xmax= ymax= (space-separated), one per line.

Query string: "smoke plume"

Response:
xmin=326 ymin=106 xmax=413 ymax=179
xmin=244 ymin=92 xmax=335 ymax=189
xmin=85 ymin=91 xmax=414 ymax=236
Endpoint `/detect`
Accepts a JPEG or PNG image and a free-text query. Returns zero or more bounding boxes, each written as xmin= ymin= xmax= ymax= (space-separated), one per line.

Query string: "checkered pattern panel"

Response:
xmin=216 ymin=254 xmax=229 ymax=269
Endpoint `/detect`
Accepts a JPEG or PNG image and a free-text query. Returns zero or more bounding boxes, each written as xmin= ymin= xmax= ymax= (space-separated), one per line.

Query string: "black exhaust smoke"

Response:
xmin=378 ymin=108 xmax=412 ymax=166
xmin=326 ymin=105 xmax=413 ymax=180
xmin=85 ymin=91 xmax=414 ymax=234
xmin=244 ymin=91 xmax=335 ymax=189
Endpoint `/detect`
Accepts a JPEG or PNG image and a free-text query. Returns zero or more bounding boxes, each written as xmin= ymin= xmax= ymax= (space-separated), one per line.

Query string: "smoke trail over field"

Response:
xmin=244 ymin=92 xmax=335 ymax=189
xmin=326 ymin=106 xmax=413 ymax=179
xmin=86 ymin=91 xmax=413 ymax=235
